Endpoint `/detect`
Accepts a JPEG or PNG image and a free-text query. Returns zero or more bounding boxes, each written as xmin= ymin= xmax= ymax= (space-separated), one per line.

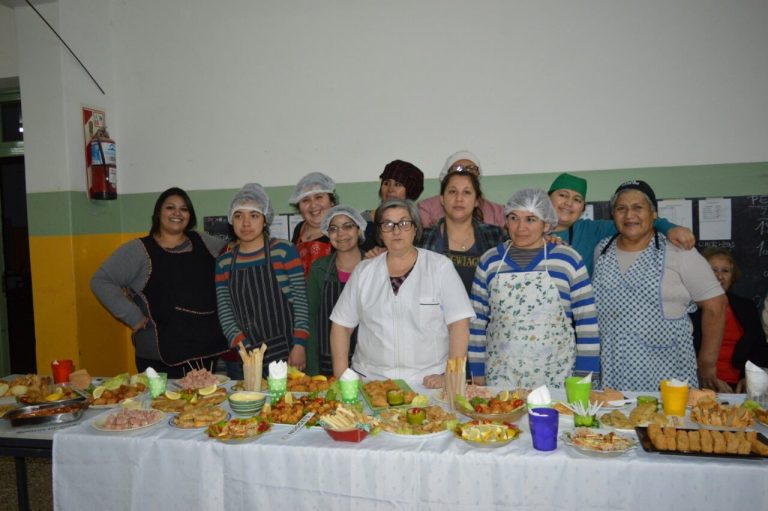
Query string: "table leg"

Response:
xmin=14 ymin=456 xmax=30 ymax=511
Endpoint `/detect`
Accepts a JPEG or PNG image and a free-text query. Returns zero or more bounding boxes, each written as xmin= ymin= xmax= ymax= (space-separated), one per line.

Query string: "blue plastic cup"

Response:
xmin=528 ymin=407 xmax=559 ymax=451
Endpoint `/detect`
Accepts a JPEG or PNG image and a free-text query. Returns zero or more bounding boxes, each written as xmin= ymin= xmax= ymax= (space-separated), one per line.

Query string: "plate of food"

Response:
xmin=260 ymin=395 xmax=341 ymax=427
xmin=361 ymin=379 xmax=416 ymax=411
xmin=174 ymin=369 xmax=228 ymax=391
xmin=378 ymin=405 xmax=458 ymax=438
xmin=4 ymin=398 xmax=89 ymax=427
xmin=754 ymin=408 xmax=768 ymax=427
xmin=454 ymin=419 xmax=521 ymax=448
xmin=689 ymin=397 xmax=753 ymax=430
xmin=561 ymin=427 xmax=637 ymax=456
xmin=151 ymin=387 xmax=227 ymax=413
xmin=169 ymin=404 xmax=229 ymax=429
xmin=432 ymin=384 xmax=496 ymax=404
xmin=456 ymin=390 xmax=527 ymax=423
xmin=92 ymin=408 xmax=165 ymax=432
xmin=3 ymin=374 xmax=53 ymax=404
xmin=207 ymin=415 xmax=271 ymax=443
xmin=636 ymin=424 xmax=768 ymax=459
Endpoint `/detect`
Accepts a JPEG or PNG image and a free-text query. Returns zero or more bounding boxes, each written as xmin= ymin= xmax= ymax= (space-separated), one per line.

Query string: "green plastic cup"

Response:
xmin=565 ymin=376 xmax=591 ymax=409
xmin=339 ymin=378 xmax=360 ymax=404
xmin=148 ymin=372 xmax=167 ymax=398
xmin=267 ymin=376 xmax=287 ymax=401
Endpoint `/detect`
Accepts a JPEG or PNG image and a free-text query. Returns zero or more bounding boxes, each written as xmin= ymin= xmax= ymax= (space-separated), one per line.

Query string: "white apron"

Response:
xmin=486 ymin=243 xmax=574 ymax=389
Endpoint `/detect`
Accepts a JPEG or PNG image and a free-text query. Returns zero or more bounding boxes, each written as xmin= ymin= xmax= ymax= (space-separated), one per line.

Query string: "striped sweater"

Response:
xmin=215 ymin=239 xmax=309 ymax=348
xmin=469 ymin=241 xmax=601 ymax=377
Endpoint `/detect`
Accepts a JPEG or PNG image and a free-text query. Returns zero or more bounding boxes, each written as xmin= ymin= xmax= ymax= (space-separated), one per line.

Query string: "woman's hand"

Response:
xmin=132 ymin=317 xmax=149 ymax=333
xmin=288 ymin=345 xmax=306 ymax=371
xmin=736 ymin=378 xmax=746 ymax=393
xmin=545 ymin=235 xmax=566 ymax=246
xmin=713 ymin=378 xmax=734 ymax=393
xmin=364 ymin=246 xmax=386 ymax=259
xmin=667 ymin=226 xmax=696 ymax=250
xmin=423 ymin=373 xmax=445 ymax=389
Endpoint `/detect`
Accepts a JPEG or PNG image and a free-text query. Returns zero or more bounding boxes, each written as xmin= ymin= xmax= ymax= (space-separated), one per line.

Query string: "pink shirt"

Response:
xmin=417 ymin=195 xmax=506 ymax=229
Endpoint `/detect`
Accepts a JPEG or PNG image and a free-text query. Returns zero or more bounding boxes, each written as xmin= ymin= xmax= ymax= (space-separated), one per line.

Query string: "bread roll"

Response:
xmin=700 ymin=430 xmax=714 ymax=453
xmin=688 ymin=430 xmax=701 ymax=452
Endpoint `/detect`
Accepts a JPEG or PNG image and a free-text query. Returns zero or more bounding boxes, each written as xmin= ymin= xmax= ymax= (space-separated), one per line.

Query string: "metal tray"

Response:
xmin=636 ymin=426 xmax=768 ymax=460
xmin=3 ymin=397 xmax=89 ymax=427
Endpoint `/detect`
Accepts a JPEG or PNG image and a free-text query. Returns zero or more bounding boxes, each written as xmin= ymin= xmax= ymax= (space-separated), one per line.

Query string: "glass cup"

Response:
xmin=148 ymin=372 xmax=168 ymax=398
xmin=51 ymin=359 xmax=74 ymax=384
xmin=564 ymin=376 xmax=591 ymax=409
xmin=268 ymin=376 xmax=287 ymax=401
xmin=528 ymin=407 xmax=559 ymax=451
xmin=339 ymin=378 xmax=360 ymax=404
xmin=660 ymin=380 xmax=689 ymax=416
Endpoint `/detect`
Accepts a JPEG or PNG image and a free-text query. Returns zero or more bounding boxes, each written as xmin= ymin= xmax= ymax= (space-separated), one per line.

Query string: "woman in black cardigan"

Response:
xmin=693 ymin=248 xmax=768 ymax=392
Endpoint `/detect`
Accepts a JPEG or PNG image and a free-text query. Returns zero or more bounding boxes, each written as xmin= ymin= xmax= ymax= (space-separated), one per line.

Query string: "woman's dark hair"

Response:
xmin=150 ymin=187 xmax=197 ymax=236
xmin=701 ymin=247 xmax=741 ymax=284
xmin=291 ymin=192 xmax=339 ymax=214
xmin=440 ymin=172 xmax=485 ymax=222
xmin=374 ymin=198 xmax=423 ymax=246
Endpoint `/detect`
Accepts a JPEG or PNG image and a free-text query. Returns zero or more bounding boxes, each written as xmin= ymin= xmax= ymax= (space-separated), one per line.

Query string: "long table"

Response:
xmin=51 ymin=388 xmax=767 ymax=510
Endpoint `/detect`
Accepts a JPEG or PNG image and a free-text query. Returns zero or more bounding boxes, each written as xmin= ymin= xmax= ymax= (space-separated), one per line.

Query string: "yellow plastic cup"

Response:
xmin=660 ymin=380 xmax=689 ymax=416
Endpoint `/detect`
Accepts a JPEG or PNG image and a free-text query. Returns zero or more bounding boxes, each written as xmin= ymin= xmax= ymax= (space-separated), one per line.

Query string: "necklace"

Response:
xmin=444 ymin=224 xmax=474 ymax=251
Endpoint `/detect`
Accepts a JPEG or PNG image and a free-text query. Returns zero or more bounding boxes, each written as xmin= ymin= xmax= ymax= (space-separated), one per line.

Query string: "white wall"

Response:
xmin=15 ymin=0 xmax=768 ymax=194
xmin=0 ymin=4 xmax=17 ymax=80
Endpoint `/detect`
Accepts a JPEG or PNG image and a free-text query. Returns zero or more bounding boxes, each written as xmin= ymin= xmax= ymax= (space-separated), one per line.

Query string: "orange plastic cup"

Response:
xmin=660 ymin=380 xmax=689 ymax=416
xmin=51 ymin=359 xmax=74 ymax=384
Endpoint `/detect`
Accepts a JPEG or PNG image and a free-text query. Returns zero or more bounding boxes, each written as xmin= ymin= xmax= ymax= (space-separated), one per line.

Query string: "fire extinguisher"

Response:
xmin=88 ymin=128 xmax=117 ymax=200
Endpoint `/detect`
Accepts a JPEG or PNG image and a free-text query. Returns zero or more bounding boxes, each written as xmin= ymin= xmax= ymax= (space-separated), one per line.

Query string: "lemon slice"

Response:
xmin=498 ymin=389 xmax=510 ymax=402
xmin=164 ymin=390 xmax=181 ymax=400
xmin=311 ymin=375 xmax=327 ymax=382
xmin=284 ymin=391 xmax=293 ymax=405
xmin=189 ymin=394 xmax=198 ymax=404
xmin=121 ymin=398 xmax=141 ymax=410
xmin=45 ymin=392 xmax=64 ymax=401
xmin=92 ymin=386 xmax=106 ymax=399
xmin=198 ymin=385 xmax=218 ymax=396
xmin=411 ymin=394 xmax=429 ymax=407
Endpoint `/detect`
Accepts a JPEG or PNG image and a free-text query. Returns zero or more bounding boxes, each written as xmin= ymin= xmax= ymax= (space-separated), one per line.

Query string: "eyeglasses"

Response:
xmin=448 ymin=163 xmax=480 ymax=176
xmin=378 ymin=219 xmax=415 ymax=233
xmin=327 ymin=222 xmax=358 ymax=234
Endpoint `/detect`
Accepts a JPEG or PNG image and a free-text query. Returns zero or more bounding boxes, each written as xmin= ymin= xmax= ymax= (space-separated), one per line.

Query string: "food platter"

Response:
xmin=636 ymin=426 xmax=768 ymax=460
xmin=91 ymin=409 xmax=166 ymax=432
xmin=361 ymin=379 xmax=416 ymax=411
xmin=169 ymin=405 xmax=230 ymax=429
xmin=459 ymin=403 xmax=527 ymax=423
xmin=3 ymin=398 xmax=89 ymax=427
xmin=432 ymin=384 xmax=495 ymax=404
xmin=454 ymin=420 xmax=521 ymax=448
xmin=207 ymin=416 xmax=271 ymax=443
xmin=561 ymin=428 xmax=637 ymax=457
xmin=378 ymin=405 xmax=457 ymax=437
xmin=261 ymin=395 xmax=340 ymax=427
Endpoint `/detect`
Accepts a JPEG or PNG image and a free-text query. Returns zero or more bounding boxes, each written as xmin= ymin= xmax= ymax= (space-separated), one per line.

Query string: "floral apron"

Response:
xmin=486 ymin=243 xmax=574 ymax=389
xmin=593 ymin=233 xmax=698 ymax=392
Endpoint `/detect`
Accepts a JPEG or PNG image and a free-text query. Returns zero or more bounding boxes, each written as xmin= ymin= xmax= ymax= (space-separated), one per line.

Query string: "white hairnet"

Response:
xmin=228 ymin=183 xmax=273 ymax=225
xmin=320 ymin=205 xmax=366 ymax=242
xmin=289 ymin=172 xmax=336 ymax=205
xmin=439 ymin=150 xmax=482 ymax=181
xmin=504 ymin=188 xmax=559 ymax=231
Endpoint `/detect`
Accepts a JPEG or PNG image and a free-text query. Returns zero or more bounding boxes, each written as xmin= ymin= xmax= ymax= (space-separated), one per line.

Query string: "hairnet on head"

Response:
xmin=439 ymin=150 xmax=482 ymax=181
xmin=289 ymin=172 xmax=336 ymax=205
xmin=320 ymin=204 xmax=367 ymax=242
xmin=504 ymin=188 xmax=559 ymax=231
xmin=228 ymin=183 xmax=273 ymax=225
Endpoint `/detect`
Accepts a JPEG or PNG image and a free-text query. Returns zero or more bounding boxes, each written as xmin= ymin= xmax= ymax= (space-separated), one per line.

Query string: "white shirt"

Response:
xmin=330 ymin=248 xmax=475 ymax=382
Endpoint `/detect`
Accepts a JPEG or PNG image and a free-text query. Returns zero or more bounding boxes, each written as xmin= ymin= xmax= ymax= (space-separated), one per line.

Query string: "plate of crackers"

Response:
xmin=636 ymin=424 xmax=768 ymax=459
xmin=561 ymin=427 xmax=637 ymax=456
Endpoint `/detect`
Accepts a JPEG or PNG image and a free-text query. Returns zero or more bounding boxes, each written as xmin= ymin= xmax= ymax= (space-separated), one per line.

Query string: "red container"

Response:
xmin=324 ymin=428 xmax=368 ymax=443
xmin=51 ymin=360 xmax=74 ymax=384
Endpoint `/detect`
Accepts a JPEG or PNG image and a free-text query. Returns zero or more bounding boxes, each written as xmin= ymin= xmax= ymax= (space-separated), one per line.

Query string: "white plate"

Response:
xmin=561 ymin=429 xmax=637 ymax=457
xmin=168 ymin=412 xmax=231 ymax=430
xmin=379 ymin=428 xmax=452 ymax=440
xmin=91 ymin=411 xmax=166 ymax=432
xmin=604 ymin=399 xmax=636 ymax=408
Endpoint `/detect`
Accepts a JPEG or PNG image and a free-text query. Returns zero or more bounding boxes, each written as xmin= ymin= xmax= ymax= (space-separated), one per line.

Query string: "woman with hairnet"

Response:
xmin=469 ymin=188 xmax=600 ymax=389
xmin=215 ymin=184 xmax=310 ymax=378
xmin=306 ymin=205 xmax=367 ymax=375
xmin=289 ymin=172 xmax=338 ymax=276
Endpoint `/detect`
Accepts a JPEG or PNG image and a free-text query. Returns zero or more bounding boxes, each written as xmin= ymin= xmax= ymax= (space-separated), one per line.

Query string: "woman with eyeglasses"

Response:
xmin=306 ymin=205 xmax=367 ymax=375
xmin=330 ymin=198 xmax=475 ymax=388
xmin=469 ymin=189 xmax=600 ymax=389
xmin=418 ymin=151 xmax=505 ymax=229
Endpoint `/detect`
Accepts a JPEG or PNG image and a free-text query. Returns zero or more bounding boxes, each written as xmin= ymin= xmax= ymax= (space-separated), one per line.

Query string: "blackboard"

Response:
xmin=592 ymin=195 xmax=768 ymax=307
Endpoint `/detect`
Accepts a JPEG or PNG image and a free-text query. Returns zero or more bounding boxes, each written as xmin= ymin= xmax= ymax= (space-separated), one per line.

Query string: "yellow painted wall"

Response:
xmin=30 ymin=233 xmax=143 ymax=377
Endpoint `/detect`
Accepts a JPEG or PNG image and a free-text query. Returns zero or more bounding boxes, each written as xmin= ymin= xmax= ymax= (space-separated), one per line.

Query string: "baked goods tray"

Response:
xmin=635 ymin=427 xmax=768 ymax=460
xmin=2 ymin=397 xmax=89 ymax=427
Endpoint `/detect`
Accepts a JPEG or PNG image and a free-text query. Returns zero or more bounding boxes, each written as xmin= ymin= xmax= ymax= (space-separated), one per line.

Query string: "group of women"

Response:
xmin=91 ymin=151 xmax=768 ymax=392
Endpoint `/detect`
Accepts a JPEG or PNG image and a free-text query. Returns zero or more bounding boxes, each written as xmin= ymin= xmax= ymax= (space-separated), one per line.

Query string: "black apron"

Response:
xmin=139 ymin=232 xmax=227 ymax=366
xmin=317 ymin=253 xmax=358 ymax=375
xmin=229 ymin=237 xmax=293 ymax=373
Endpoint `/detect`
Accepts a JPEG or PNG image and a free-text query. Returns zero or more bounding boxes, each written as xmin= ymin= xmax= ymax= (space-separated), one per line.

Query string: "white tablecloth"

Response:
xmin=52 ymin=389 xmax=767 ymax=510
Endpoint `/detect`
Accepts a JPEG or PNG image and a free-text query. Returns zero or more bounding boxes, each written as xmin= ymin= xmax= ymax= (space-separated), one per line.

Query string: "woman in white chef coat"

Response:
xmin=329 ymin=198 xmax=474 ymax=388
